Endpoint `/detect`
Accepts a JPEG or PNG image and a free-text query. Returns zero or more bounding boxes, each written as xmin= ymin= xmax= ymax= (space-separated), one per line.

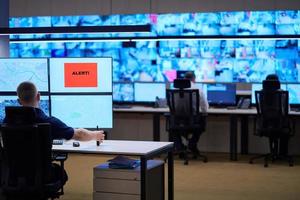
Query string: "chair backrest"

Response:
xmin=4 ymin=106 xmax=36 ymax=125
xmin=255 ymin=90 xmax=290 ymax=136
xmin=262 ymin=80 xmax=280 ymax=91
xmin=0 ymin=106 xmax=53 ymax=198
xmin=173 ymin=78 xmax=191 ymax=89
xmin=167 ymin=79 xmax=199 ymax=117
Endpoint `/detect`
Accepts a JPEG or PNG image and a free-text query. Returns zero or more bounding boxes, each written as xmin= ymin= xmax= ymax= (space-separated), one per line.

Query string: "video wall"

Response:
xmin=8 ymin=10 xmax=300 ymax=83
xmin=0 ymin=58 xmax=113 ymax=128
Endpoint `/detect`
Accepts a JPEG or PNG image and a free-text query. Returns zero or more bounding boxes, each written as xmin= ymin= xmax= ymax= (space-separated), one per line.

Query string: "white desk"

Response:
xmin=53 ymin=140 xmax=174 ymax=200
xmin=114 ymin=106 xmax=300 ymax=116
xmin=114 ymin=106 xmax=300 ymax=160
xmin=113 ymin=106 xmax=257 ymax=160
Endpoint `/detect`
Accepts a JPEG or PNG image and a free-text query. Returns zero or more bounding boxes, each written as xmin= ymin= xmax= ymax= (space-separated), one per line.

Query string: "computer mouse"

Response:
xmin=73 ymin=141 xmax=80 ymax=147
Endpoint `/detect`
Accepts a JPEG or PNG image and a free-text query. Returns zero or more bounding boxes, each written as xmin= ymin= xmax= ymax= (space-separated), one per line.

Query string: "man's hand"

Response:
xmin=73 ymin=128 xmax=105 ymax=142
xmin=94 ymin=130 xmax=105 ymax=142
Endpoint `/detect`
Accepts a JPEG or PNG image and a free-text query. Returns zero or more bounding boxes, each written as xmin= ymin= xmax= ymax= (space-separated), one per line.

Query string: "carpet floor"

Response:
xmin=59 ymin=153 xmax=300 ymax=200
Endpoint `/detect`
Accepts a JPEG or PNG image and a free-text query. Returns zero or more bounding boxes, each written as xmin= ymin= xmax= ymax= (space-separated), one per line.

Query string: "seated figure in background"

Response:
xmin=263 ymin=74 xmax=288 ymax=156
xmin=175 ymin=71 xmax=209 ymax=155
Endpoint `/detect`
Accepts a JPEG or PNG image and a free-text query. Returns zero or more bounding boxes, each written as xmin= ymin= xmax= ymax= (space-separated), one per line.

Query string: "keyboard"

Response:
xmin=52 ymin=139 xmax=64 ymax=145
xmin=291 ymin=108 xmax=300 ymax=112
xmin=113 ymin=105 xmax=132 ymax=109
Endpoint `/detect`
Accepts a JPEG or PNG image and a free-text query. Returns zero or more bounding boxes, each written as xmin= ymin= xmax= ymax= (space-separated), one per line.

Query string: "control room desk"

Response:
xmin=52 ymin=140 xmax=174 ymax=200
xmin=114 ymin=107 xmax=300 ymax=161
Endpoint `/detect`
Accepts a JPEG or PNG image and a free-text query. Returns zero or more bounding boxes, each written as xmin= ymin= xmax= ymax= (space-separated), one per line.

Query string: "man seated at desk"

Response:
xmin=263 ymin=74 xmax=289 ymax=156
xmin=2 ymin=81 xmax=105 ymax=185
xmin=175 ymin=71 xmax=209 ymax=155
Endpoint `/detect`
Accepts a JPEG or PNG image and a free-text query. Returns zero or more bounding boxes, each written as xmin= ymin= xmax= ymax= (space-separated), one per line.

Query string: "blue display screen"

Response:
xmin=113 ymin=82 xmax=134 ymax=102
xmin=287 ymin=84 xmax=300 ymax=105
xmin=134 ymin=82 xmax=166 ymax=102
xmin=206 ymin=83 xmax=236 ymax=105
xmin=0 ymin=96 xmax=49 ymax=123
xmin=251 ymin=83 xmax=288 ymax=104
xmin=8 ymin=10 xmax=300 ymax=83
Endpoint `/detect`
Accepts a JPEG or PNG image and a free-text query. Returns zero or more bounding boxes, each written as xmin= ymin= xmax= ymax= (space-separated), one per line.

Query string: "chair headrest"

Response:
xmin=5 ymin=106 xmax=36 ymax=125
xmin=173 ymin=79 xmax=191 ymax=89
xmin=262 ymin=80 xmax=280 ymax=91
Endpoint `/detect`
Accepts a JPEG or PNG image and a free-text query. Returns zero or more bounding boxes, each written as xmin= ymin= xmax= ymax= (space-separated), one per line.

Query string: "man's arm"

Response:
xmin=199 ymin=89 xmax=209 ymax=113
xmin=72 ymin=128 xmax=105 ymax=142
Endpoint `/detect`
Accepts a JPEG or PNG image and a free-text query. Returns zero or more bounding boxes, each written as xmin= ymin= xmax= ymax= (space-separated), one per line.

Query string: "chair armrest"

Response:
xmin=52 ymin=152 xmax=68 ymax=163
xmin=199 ymin=112 xmax=208 ymax=117
xmin=290 ymin=118 xmax=296 ymax=137
xmin=51 ymin=152 xmax=68 ymax=195
xmin=164 ymin=113 xmax=170 ymax=118
xmin=164 ymin=113 xmax=171 ymax=131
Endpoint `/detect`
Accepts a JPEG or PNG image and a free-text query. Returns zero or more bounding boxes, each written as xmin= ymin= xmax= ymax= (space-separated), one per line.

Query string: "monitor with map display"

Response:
xmin=50 ymin=95 xmax=112 ymax=128
xmin=0 ymin=95 xmax=49 ymax=123
xmin=0 ymin=58 xmax=48 ymax=92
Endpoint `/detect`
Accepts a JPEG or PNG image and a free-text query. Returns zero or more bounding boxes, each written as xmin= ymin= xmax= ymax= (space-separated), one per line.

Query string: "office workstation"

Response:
xmin=1 ymin=0 xmax=300 ymax=200
xmin=112 ymin=86 xmax=300 ymax=161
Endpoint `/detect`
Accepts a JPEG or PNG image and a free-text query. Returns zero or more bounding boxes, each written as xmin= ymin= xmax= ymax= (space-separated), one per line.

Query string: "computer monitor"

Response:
xmin=0 ymin=95 xmax=49 ymax=123
xmin=286 ymin=84 xmax=300 ymax=106
xmin=134 ymin=82 xmax=166 ymax=103
xmin=50 ymin=95 xmax=112 ymax=128
xmin=206 ymin=83 xmax=236 ymax=106
xmin=49 ymin=57 xmax=112 ymax=93
xmin=251 ymin=83 xmax=287 ymax=104
xmin=113 ymin=82 xmax=134 ymax=102
xmin=0 ymin=58 xmax=48 ymax=92
xmin=176 ymin=70 xmax=193 ymax=79
xmin=169 ymin=82 xmax=207 ymax=98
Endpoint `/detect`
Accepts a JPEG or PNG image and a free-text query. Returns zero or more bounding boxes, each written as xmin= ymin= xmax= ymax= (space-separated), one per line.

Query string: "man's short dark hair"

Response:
xmin=17 ymin=81 xmax=38 ymax=103
xmin=266 ymin=74 xmax=279 ymax=81
xmin=184 ymin=71 xmax=196 ymax=81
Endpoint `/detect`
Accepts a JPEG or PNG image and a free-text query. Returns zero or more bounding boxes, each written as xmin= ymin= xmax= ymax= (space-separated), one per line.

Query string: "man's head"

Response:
xmin=266 ymin=74 xmax=279 ymax=81
xmin=184 ymin=71 xmax=196 ymax=82
xmin=17 ymin=81 xmax=40 ymax=107
xmin=263 ymin=74 xmax=280 ymax=91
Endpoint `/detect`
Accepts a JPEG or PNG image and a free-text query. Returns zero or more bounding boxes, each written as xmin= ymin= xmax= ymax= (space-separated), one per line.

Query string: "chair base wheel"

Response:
xmin=250 ymin=153 xmax=294 ymax=167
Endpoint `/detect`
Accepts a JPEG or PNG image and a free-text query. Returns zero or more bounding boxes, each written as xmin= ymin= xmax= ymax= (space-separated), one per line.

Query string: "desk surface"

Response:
xmin=113 ymin=106 xmax=300 ymax=116
xmin=52 ymin=140 xmax=173 ymax=156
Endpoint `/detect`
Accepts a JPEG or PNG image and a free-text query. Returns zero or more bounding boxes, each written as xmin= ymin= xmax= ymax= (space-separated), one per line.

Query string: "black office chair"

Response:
xmin=0 ymin=106 xmax=66 ymax=200
xmin=250 ymin=88 xmax=294 ymax=167
xmin=166 ymin=79 xmax=207 ymax=165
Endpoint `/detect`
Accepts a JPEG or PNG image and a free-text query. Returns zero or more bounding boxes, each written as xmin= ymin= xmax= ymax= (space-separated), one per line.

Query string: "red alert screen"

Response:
xmin=64 ymin=63 xmax=98 ymax=87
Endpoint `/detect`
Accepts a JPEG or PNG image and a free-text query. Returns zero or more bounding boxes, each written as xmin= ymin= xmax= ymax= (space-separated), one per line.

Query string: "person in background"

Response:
xmin=264 ymin=74 xmax=289 ymax=156
xmin=175 ymin=71 xmax=209 ymax=155
xmin=184 ymin=71 xmax=209 ymax=113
